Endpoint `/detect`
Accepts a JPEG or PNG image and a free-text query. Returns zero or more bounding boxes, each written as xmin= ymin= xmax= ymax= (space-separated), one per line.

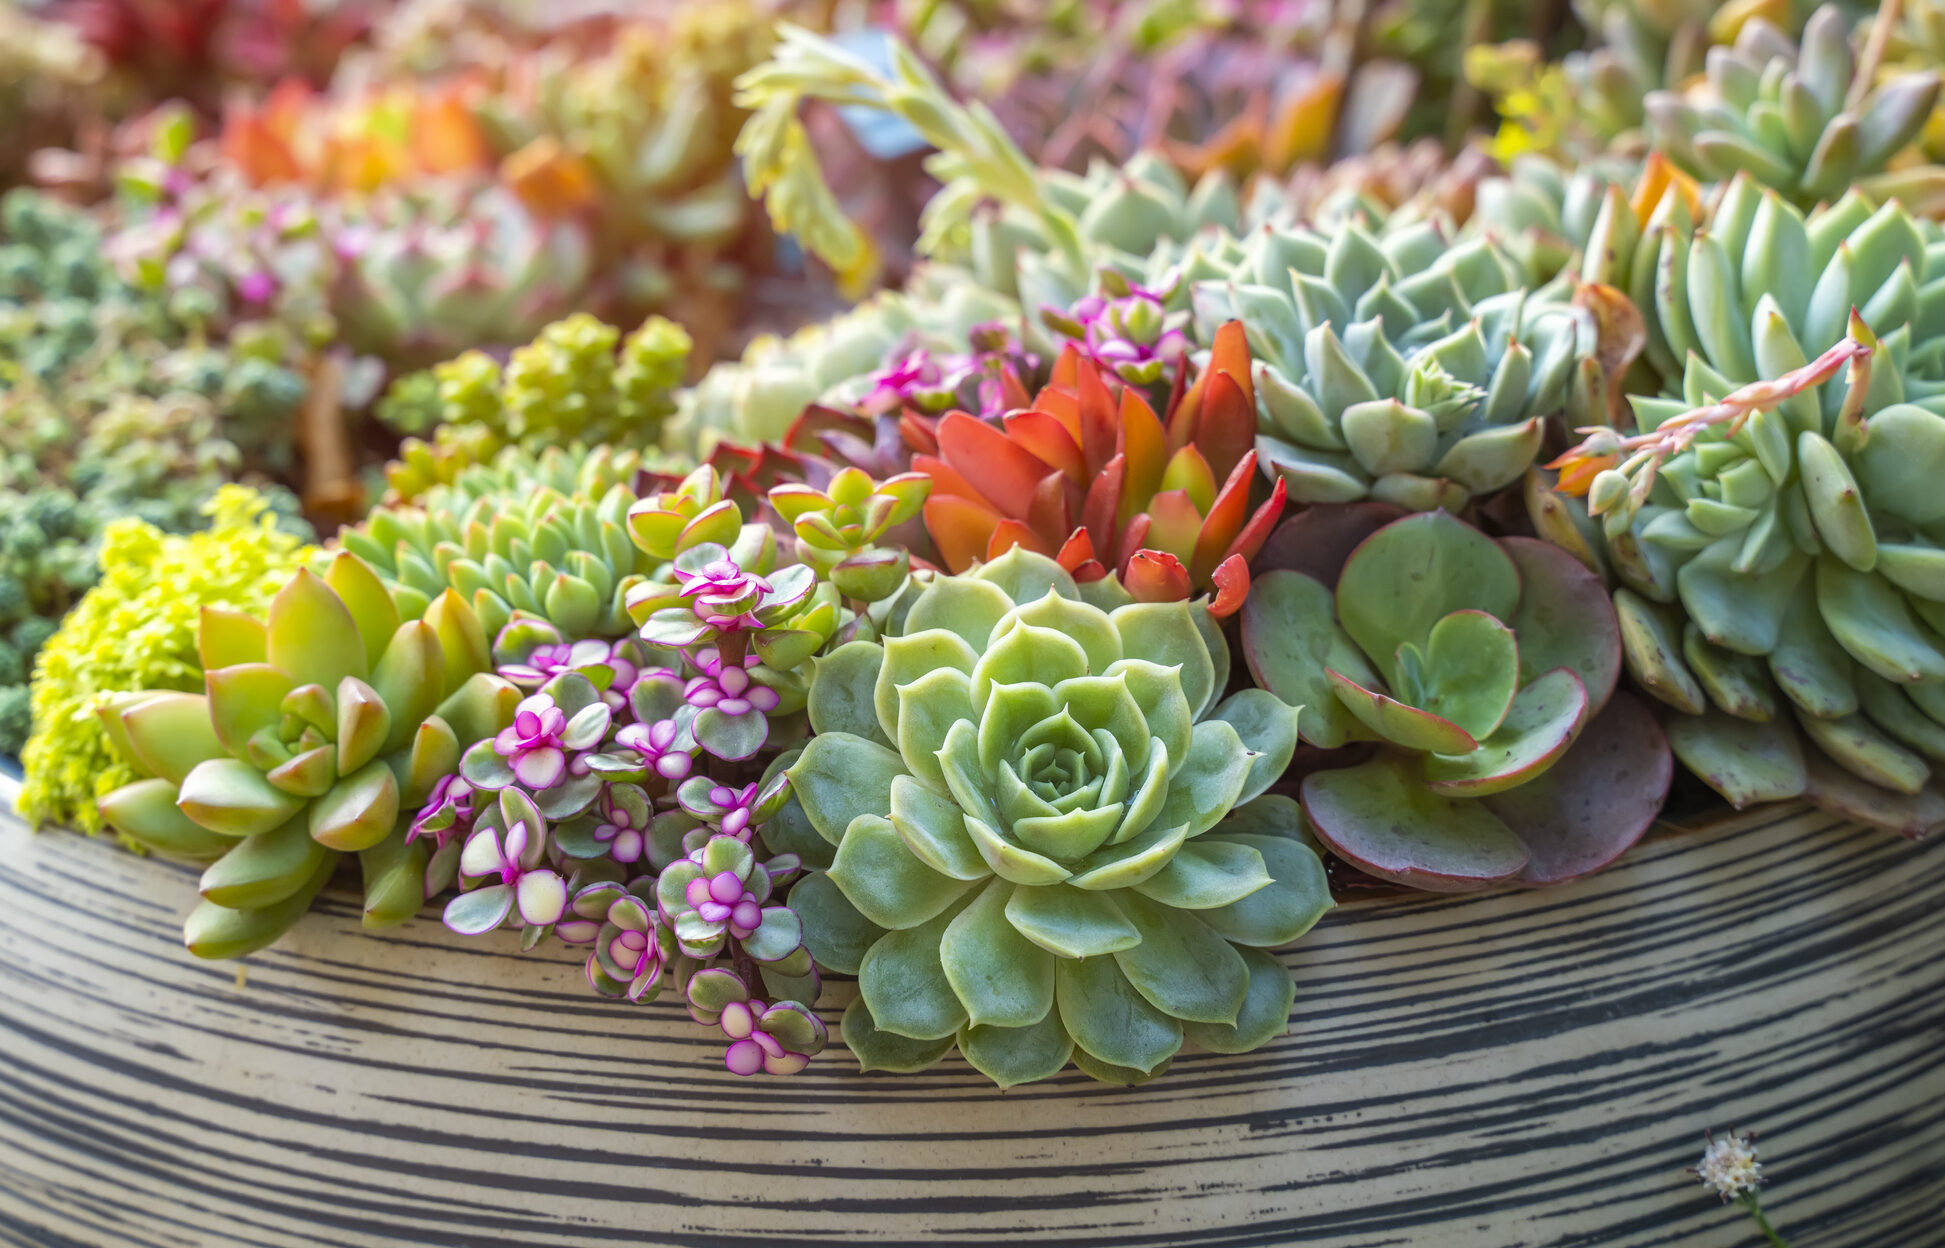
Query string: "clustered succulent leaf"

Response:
xmin=912 ymin=322 xmax=1284 ymax=614
xmin=1245 ymin=507 xmax=1671 ymax=889
xmin=1542 ymin=184 xmax=1945 ymax=834
xmin=0 ymin=188 xmax=311 ymax=748
xmin=1646 ymin=6 xmax=1944 ymax=212
xmin=786 ymin=546 xmax=1329 ymax=1087
xmin=18 ymin=488 xmax=313 ymax=836
xmin=1185 ymin=208 xmax=1593 ymax=511
xmin=376 ymin=313 xmax=693 ymax=451
xmin=93 ymin=553 xmax=522 ymax=957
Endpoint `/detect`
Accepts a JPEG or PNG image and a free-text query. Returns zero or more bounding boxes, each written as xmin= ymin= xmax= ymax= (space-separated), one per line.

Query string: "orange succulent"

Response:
xmin=220 ymin=78 xmax=491 ymax=192
xmin=915 ymin=321 xmax=1285 ymax=618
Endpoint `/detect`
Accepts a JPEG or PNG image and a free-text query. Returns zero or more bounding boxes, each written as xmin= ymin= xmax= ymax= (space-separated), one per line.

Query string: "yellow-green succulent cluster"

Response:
xmin=18 ymin=487 xmax=314 ymax=839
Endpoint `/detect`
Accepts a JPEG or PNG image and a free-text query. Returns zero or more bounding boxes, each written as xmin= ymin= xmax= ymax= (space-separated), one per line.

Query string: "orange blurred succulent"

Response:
xmin=915 ymin=321 xmax=1286 ymax=618
xmin=220 ymin=77 xmax=491 ymax=193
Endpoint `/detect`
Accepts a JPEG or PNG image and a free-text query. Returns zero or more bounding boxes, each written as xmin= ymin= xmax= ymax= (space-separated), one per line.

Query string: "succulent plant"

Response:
xmin=1543 ymin=286 xmax=1945 ymax=836
xmin=1243 ymin=506 xmax=1672 ymax=889
xmin=93 ymin=554 xmax=522 ymax=957
xmin=376 ymin=313 xmax=693 ymax=451
xmin=1185 ymin=207 xmax=1593 ymax=511
xmin=785 ymin=545 xmax=1330 ymax=1086
xmin=18 ymin=487 xmax=313 ymax=835
xmin=344 ymin=445 xmax=665 ymax=643
xmin=915 ymin=324 xmax=1285 ymax=615
xmin=1645 ymin=7 xmax=1944 ymax=213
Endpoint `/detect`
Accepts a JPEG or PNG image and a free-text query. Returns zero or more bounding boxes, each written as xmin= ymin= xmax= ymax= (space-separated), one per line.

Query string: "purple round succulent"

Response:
xmin=1066 ymin=287 xmax=1187 ymax=379
xmin=454 ymin=820 xmax=568 ymax=929
xmin=683 ymin=870 xmax=762 ymax=939
xmin=675 ymin=558 xmax=772 ymax=630
xmin=612 ymin=718 xmax=695 ymax=781
xmin=498 ymin=637 xmax=616 ymax=686
xmin=722 ymin=1001 xmax=789 ymax=1077
xmin=685 ymin=649 xmax=781 ymax=720
xmin=705 ymin=782 xmax=761 ymax=840
xmin=592 ymin=798 xmax=648 ymax=865
xmin=494 ymin=694 xmax=570 ymax=789
xmin=407 ymin=773 xmax=476 ymax=847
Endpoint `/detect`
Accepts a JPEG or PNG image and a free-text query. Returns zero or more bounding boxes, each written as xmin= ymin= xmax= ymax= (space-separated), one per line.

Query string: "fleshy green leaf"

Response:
xmin=786 ymin=732 xmax=909 ymax=843
xmin=828 ymin=813 xmax=979 ymax=929
xmin=1003 ymin=883 xmax=1142 ymax=957
xmin=858 ymin=899 xmax=972 ymax=1040
xmin=940 ymin=879 xmax=1057 ymax=1028
xmin=1054 ymin=954 xmax=1183 ymax=1073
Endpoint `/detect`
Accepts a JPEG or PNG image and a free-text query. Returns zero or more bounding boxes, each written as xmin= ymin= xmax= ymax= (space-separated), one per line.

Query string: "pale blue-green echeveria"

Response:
xmin=1645 ymin=7 xmax=1944 ymax=214
xmin=1535 ymin=187 xmax=1945 ymax=833
xmin=1540 ymin=292 xmax=1945 ymax=836
xmin=784 ymin=547 xmax=1329 ymax=1087
xmin=93 ymin=554 xmax=522 ymax=958
xmin=1244 ymin=506 xmax=1671 ymax=890
xmin=1180 ymin=211 xmax=1595 ymax=511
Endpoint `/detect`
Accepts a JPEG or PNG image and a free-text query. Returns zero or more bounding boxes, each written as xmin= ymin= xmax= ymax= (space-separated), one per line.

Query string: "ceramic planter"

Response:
xmin=0 ymin=799 xmax=1939 ymax=1247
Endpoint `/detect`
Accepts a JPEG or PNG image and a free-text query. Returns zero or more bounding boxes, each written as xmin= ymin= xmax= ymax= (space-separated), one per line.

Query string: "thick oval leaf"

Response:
xmin=1003 ymin=883 xmax=1142 ymax=958
xmin=1502 ymin=537 xmax=1623 ymax=715
xmin=1113 ymin=893 xmax=1250 ymax=1025
xmin=1328 ymin=669 xmax=1478 ymax=754
xmin=99 ymin=778 xmax=239 ymax=859
xmin=199 ymin=815 xmax=330 ymax=909
xmin=789 ymin=871 xmax=886 ymax=975
xmin=1407 ymin=610 xmax=1520 ymax=742
xmin=1816 ymin=556 xmax=1945 ymax=683
xmin=858 ymin=900 xmax=972 ymax=1041
xmin=1800 ymin=746 xmax=1945 ymax=839
xmin=1053 ymin=953 xmax=1183 ymax=1074
xmin=785 ymin=732 xmax=910 ymax=844
xmin=176 ymin=758 xmax=306 ymax=837
xmin=1194 ymin=832 xmax=1333 ymax=947
xmin=1181 ymin=946 xmax=1296 ymax=1055
xmin=1482 ymin=693 xmax=1672 ymax=885
xmin=1666 ymin=707 xmax=1809 ymax=809
xmin=840 ymin=997 xmax=956 ymax=1074
xmin=827 ymin=814 xmax=979 ymax=930
xmin=1335 ymin=510 xmax=1519 ymax=685
xmin=807 ymin=641 xmax=893 ymax=746
xmin=267 ymin=568 xmax=368 ymax=693
xmin=1421 ymin=669 xmax=1589 ymax=797
xmin=959 ymin=1012 xmax=1075 ymax=1088
xmin=940 ymin=879 xmax=1057 ymax=1029
xmin=121 ymin=693 xmax=228 ymax=785
xmin=1302 ymin=755 xmax=1528 ymax=891
xmin=1239 ymin=570 xmax=1379 ymax=749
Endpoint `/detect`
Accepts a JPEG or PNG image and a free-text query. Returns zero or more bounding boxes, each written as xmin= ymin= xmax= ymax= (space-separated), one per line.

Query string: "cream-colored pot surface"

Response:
xmin=0 ymin=802 xmax=1939 ymax=1247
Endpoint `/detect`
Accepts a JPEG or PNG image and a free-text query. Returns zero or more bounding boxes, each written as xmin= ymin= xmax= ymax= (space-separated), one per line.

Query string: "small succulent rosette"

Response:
xmin=443 ymin=787 xmax=572 ymax=950
xmin=786 ymin=547 xmax=1333 ymax=1087
xmin=94 ymin=554 xmax=522 ymax=957
xmin=459 ymin=670 xmax=614 ymax=820
xmin=1243 ymin=505 xmax=1673 ymax=890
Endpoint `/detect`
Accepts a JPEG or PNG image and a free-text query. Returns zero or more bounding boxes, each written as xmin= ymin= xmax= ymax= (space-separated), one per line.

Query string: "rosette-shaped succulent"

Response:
xmin=93 ymin=554 xmax=522 ymax=957
xmin=785 ymin=547 xmax=1330 ymax=1086
xmin=345 ymin=447 xmax=664 ymax=642
xmin=1645 ymin=7 xmax=1943 ymax=212
xmin=1543 ymin=268 xmax=1945 ymax=835
xmin=916 ymin=326 xmax=1284 ymax=615
xmin=1244 ymin=507 xmax=1671 ymax=890
xmin=1188 ymin=211 xmax=1591 ymax=511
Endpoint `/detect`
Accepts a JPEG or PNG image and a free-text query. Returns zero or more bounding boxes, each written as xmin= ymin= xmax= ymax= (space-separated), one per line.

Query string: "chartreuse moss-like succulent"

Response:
xmin=93 ymin=554 xmax=521 ymax=958
xmin=784 ymin=547 xmax=1330 ymax=1087
xmin=1244 ymin=507 xmax=1671 ymax=890
xmin=1645 ymin=6 xmax=1944 ymax=212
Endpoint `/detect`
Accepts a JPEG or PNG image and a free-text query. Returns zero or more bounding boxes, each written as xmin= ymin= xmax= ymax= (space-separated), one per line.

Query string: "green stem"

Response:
xmin=1738 ymin=1192 xmax=1792 ymax=1248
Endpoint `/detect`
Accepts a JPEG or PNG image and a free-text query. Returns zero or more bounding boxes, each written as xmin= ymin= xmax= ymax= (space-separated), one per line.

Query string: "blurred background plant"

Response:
xmin=0 ymin=186 xmax=310 ymax=756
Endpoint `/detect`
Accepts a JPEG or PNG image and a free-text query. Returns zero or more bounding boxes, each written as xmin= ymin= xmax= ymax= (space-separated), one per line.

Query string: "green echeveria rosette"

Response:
xmin=92 ymin=554 xmax=522 ymax=958
xmin=1536 ymin=186 xmax=1945 ymax=833
xmin=1178 ymin=212 xmax=1592 ymax=512
xmin=783 ymin=547 xmax=1331 ymax=1088
xmin=1645 ymin=6 xmax=1944 ymax=213
xmin=1244 ymin=507 xmax=1671 ymax=890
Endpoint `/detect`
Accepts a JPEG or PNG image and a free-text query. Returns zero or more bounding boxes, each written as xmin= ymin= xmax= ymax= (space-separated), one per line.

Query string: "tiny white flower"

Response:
xmin=1694 ymin=1129 xmax=1764 ymax=1200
